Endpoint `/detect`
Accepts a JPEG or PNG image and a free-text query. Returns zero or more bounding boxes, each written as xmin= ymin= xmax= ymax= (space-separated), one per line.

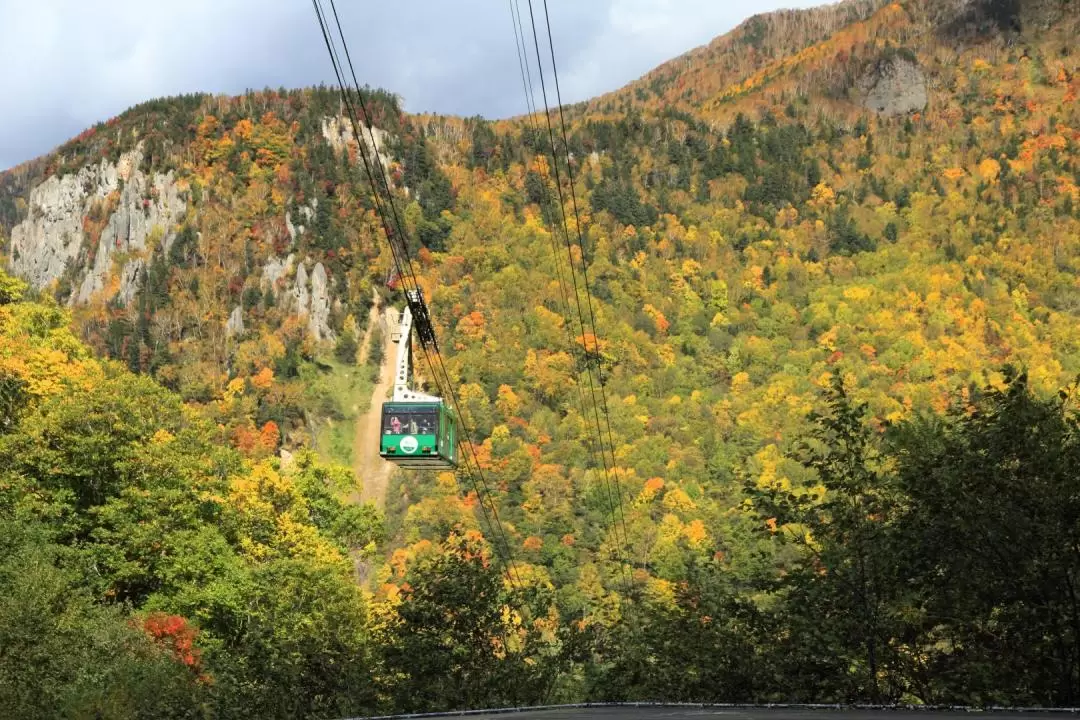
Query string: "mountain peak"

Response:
xmin=584 ymin=0 xmax=1076 ymax=127
xmin=587 ymin=0 xmax=891 ymax=114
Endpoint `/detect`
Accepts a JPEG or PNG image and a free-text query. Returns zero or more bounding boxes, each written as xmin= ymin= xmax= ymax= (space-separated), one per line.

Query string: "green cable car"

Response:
xmin=379 ymin=401 xmax=457 ymax=468
xmin=378 ymin=300 xmax=458 ymax=469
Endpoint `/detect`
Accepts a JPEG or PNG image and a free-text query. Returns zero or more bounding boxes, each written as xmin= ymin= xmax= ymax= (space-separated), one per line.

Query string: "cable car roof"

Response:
xmin=382 ymin=401 xmax=444 ymax=411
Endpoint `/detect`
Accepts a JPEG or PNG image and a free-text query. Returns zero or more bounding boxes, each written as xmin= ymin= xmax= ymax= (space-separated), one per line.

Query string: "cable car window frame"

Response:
xmin=382 ymin=408 xmax=438 ymax=436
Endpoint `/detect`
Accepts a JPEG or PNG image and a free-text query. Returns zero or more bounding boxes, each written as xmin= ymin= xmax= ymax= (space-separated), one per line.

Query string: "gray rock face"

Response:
xmin=8 ymin=144 xmax=185 ymax=305
xmin=858 ymin=56 xmax=928 ymax=116
xmin=285 ymin=212 xmax=298 ymax=242
xmin=285 ymin=209 xmax=309 ymax=241
xmin=226 ymin=306 xmax=245 ymax=338
xmin=282 ymin=259 xmax=334 ymax=342
xmin=307 ymin=262 xmax=334 ymax=342
xmin=116 ymin=258 xmax=146 ymax=307
xmin=75 ymin=150 xmax=185 ymax=304
xmin=261 ymin=253 xmax=295 ymax=296
xmin=10 ymin=154 xmax=125 ymax=290
xmin=293 ymin=262 xmax=310 ymax=318
xmin=321 ymin=116 xmax=392 ymax=174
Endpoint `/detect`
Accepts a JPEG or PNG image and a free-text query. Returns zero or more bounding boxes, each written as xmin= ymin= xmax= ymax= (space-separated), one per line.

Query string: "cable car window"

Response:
xmin=382 ymin=410 xmax=437 ymax=435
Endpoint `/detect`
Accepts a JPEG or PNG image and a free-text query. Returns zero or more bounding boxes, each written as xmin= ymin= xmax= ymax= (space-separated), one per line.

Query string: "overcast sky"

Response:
xmin=0 ymin=0 xmax=819 ymax=171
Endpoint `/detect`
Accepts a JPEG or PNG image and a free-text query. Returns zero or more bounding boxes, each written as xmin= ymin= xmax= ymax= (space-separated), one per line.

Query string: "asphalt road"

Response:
xmin=478 ymin=707 xmax=1077 ymax=720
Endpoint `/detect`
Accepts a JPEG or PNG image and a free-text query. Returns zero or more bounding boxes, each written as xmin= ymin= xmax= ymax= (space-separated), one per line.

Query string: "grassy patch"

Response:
xmin=320 ymin=417 xmax=356 ymax=468
xmin=300 ymin=357 xmax=373 ymax=468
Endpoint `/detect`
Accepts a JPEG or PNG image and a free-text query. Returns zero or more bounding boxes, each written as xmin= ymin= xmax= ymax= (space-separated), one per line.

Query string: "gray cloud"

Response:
xmin=0 ymin=0 xmax=818 ymax=170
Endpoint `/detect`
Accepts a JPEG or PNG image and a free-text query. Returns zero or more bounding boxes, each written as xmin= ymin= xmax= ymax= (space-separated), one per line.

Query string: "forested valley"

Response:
xmin=1 ymin=0 xmax=1079 ymax=716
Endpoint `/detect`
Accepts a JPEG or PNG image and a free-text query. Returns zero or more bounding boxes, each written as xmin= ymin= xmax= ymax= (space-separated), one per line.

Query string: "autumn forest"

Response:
xmin=1 ymin=0 xmax=1079 ymax=717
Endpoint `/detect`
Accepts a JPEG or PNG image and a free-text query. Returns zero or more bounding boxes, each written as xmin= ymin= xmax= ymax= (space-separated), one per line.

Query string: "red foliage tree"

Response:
xmin=140 ymin=612 xmax=203 ymax=672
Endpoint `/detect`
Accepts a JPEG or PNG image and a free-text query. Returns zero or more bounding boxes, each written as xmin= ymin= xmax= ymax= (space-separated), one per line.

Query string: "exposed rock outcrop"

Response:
xmin=285 ymin=212 xmax=298 ymax=242
xmin=292 ymin=262 xmax=310 ymax=319
xmin=262 ymin=253 xmax=295 ymax=296
xmin=75 ymin=151 xmax=184 ymax=304
xmin=280 ymin=258 xmax=334 ymax=342
xmin=284 ymin=207 xmax=314 ymax=243
xmin=8 ymin=144 xmax=185 ymax=305
xmin=321 ymin=116 xmax=392 ymax=173
xmin=857 ymin=55 xmax=928 ymax=116
xmin=307 ymin=262 xmax=333 ymax=342
xmin=116 ymin=258 xmax=145 ymax=307
xmin=226 ymin=306 xmax=245 ymax=338
xmin=10 ymin=154 xmax=127 ymax=290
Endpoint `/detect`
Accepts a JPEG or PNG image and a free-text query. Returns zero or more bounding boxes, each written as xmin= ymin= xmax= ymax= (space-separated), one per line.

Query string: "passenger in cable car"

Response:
xmin=390 ymin=416 xmax=402 ymax=434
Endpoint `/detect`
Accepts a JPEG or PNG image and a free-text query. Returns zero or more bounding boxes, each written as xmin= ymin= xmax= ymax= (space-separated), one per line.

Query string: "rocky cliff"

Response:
xmin=2 ymin=107 xmax=394 ymax=347
xmin=857 ymin=54 xmax=928 ymax=116
xmin=10 ymin=145 xmax=184 ymax=301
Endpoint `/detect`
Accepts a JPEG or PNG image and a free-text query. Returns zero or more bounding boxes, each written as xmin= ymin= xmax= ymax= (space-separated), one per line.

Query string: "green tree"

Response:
xmin=888 ymin=370 xmax=1080 ymax=704
xmin=335 ymin=322 xmax=360 ymax=365
xmin=0 ymin=521 xmax=202 ymax=719
xmin=378 ymin=532 xmax=518 ymax=712
xmin=751 ymin=378 xmax=901 ymax=702
xmin=596 ymin=558 xmax=766 ymax=702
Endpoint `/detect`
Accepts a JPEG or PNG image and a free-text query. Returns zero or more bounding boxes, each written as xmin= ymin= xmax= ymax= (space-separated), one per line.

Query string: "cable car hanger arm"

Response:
xmin=404 ymin=287 xmax=439 ymax=352
xmin=392 ymin=303 xmax=440 ymax=403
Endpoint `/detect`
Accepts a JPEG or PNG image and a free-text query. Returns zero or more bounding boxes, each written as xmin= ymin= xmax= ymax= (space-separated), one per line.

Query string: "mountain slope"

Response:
xmin=1 ymin=0 xmax=1080 ymax=709
xmin=586 ymin=0 xmax=1077 ymax=125
xmin=586 ymin=0 xmax=890 ymax=115
xmin=0 ymin=0 xmax=1075 ymax=526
